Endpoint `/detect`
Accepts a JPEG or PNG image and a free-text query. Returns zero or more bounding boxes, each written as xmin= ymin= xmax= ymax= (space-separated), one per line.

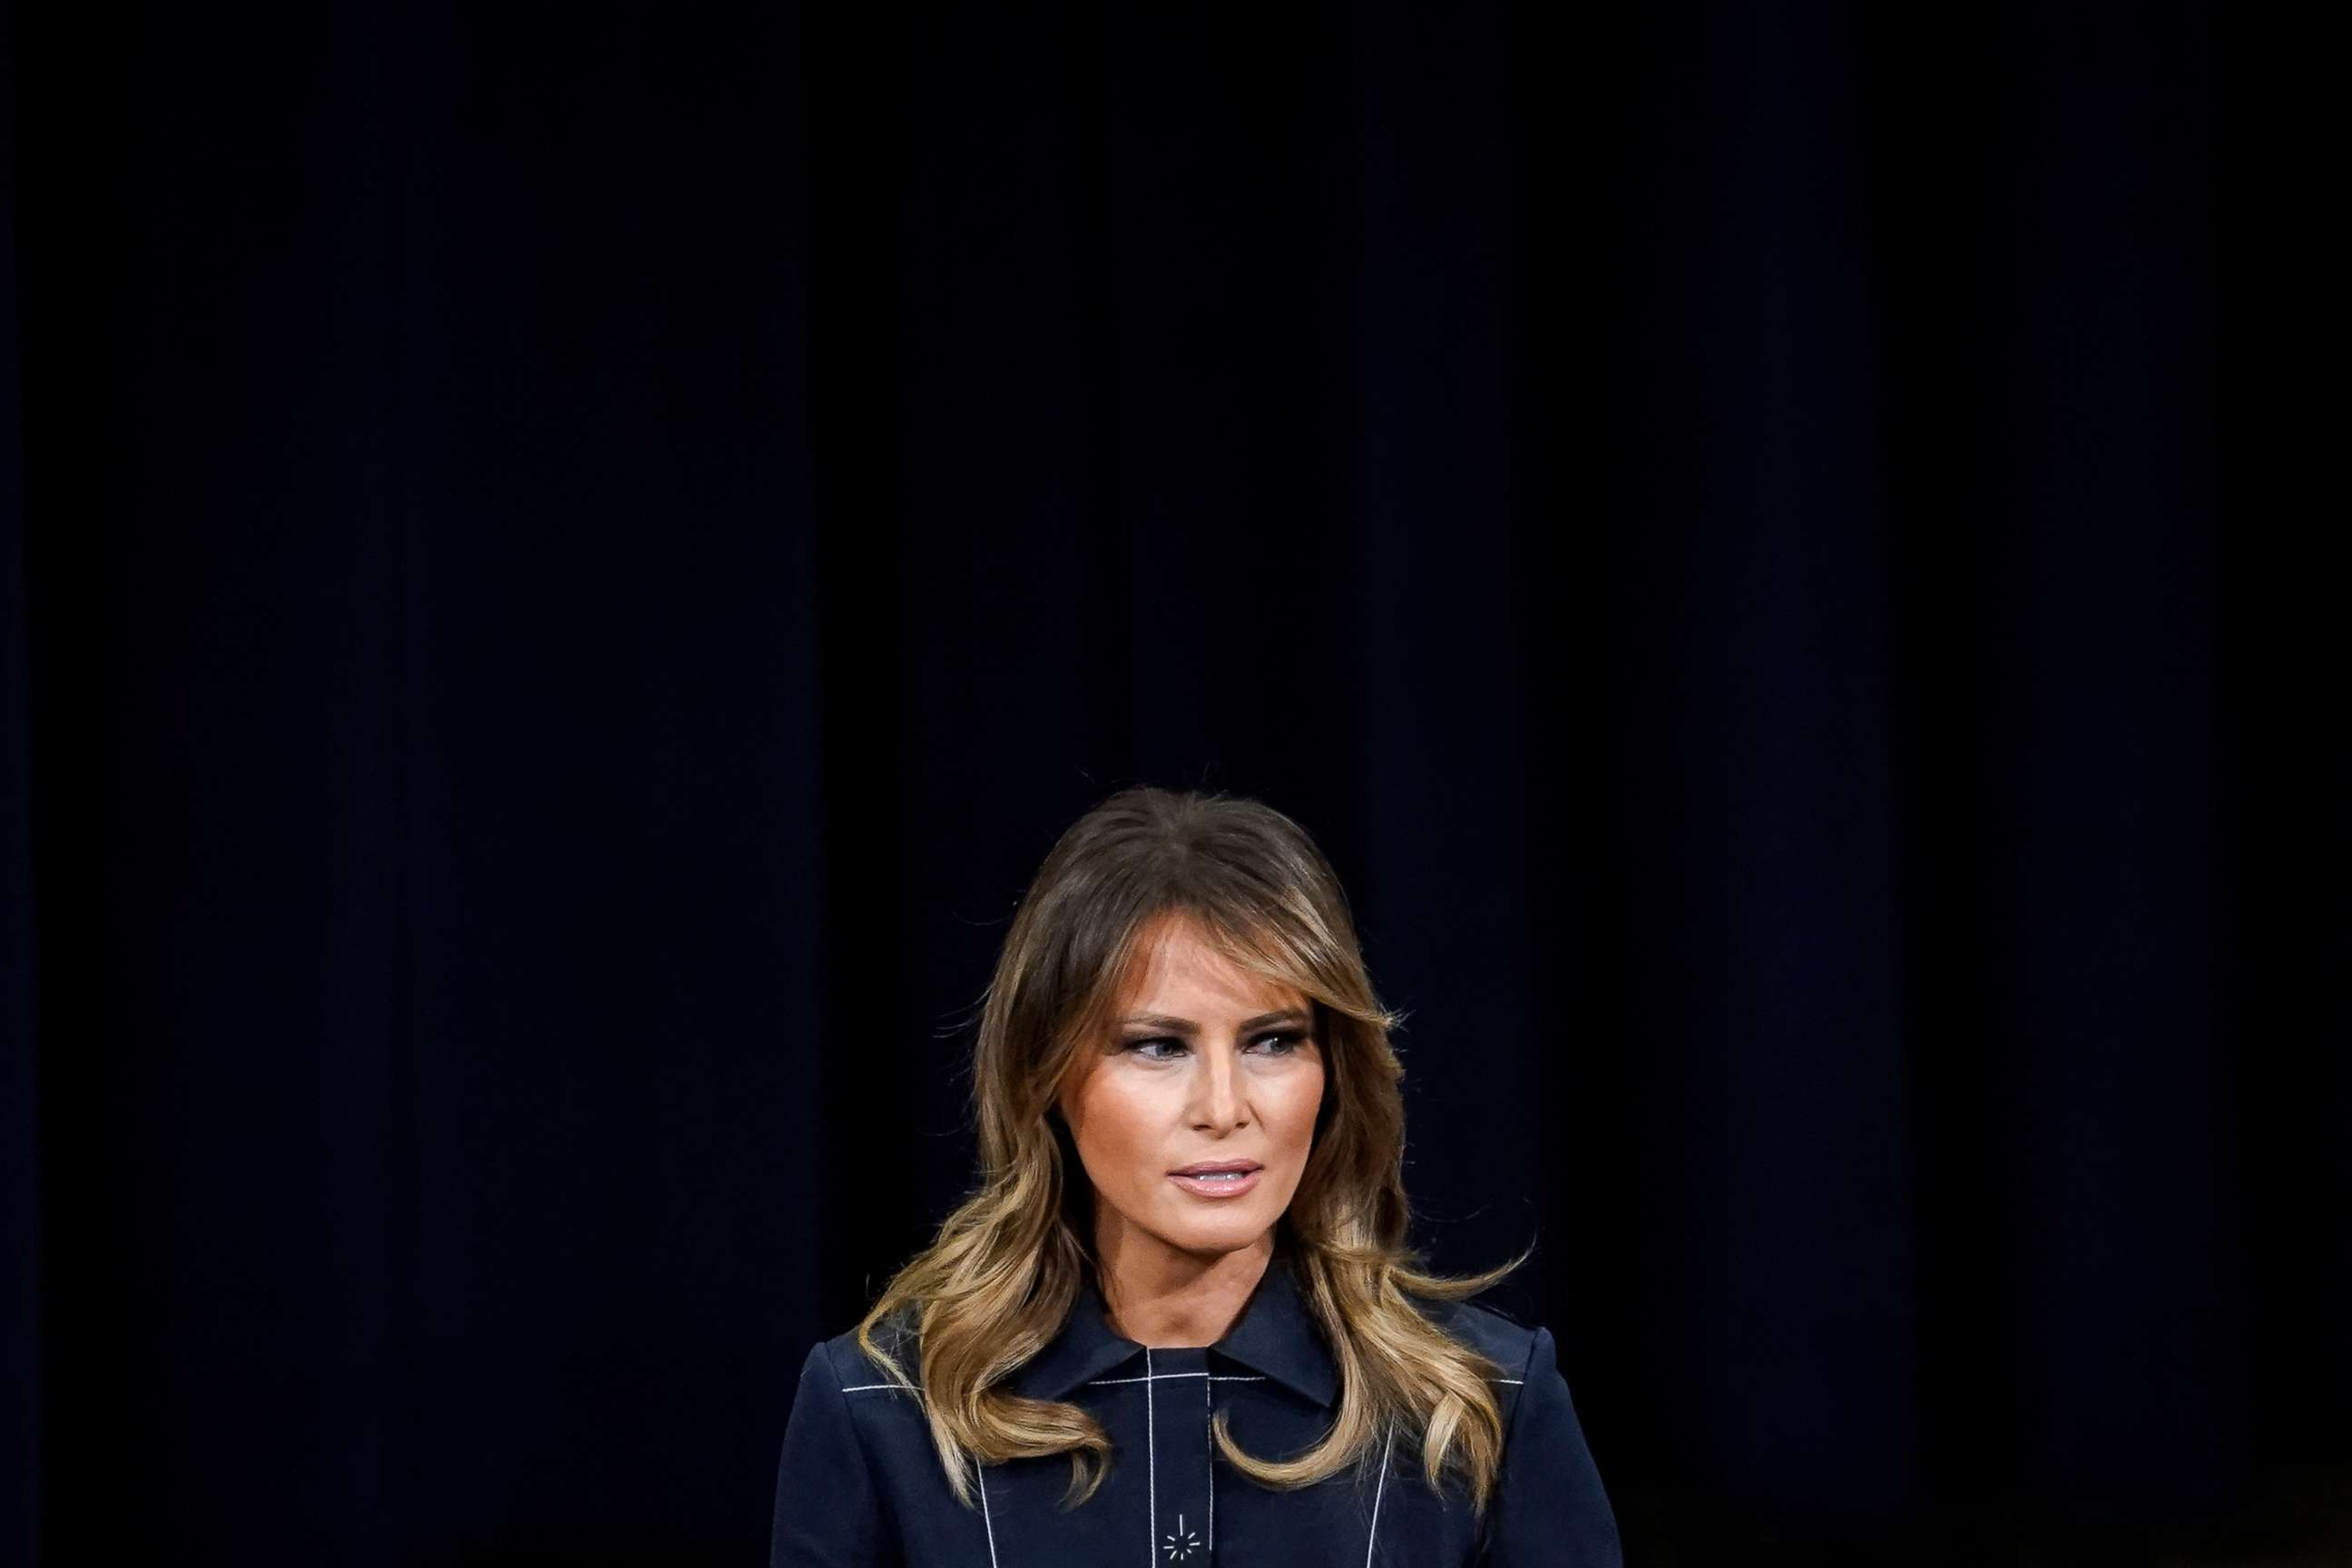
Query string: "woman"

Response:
xmin=771 ymin=787 xmax=1619 ymax=1564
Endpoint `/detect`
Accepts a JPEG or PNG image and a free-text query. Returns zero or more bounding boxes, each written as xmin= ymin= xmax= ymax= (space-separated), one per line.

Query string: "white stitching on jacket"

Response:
xmin=1143 ymin=1348 xmax=1157 ymax=1568
xmin=838 ymin=1374 xmax=1517 ymax=1395
xmin=1364 ymin=1424 xmax=1396 ymax=1566
xmin=835 ymin=1365 xmax=1527 ymax=1561
xmin=1203 ymin=1361 xmax=1216 ymax=1553
xmin=975 ymin=1453 xmax=1000 ymax=1568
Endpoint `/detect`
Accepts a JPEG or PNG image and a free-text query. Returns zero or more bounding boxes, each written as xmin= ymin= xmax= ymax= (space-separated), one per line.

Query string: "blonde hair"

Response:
xmin=851 ymin=785 xmax=1532 ymax=1516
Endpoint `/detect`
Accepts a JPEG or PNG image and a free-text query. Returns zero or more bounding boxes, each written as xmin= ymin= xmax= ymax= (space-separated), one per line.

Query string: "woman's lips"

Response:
xmin=1168 ymin=1167 xmax=1262 ymax=1199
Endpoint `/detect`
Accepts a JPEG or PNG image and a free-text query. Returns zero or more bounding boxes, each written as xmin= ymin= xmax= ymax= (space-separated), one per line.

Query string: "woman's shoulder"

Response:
xmin=1405 ymin=1286 xmax=1547 ymax=1380
xmin=806 ymin=1300 xmax=926 ymax=1395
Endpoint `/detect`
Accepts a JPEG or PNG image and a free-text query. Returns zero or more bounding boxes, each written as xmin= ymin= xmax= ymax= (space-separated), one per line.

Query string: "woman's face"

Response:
xmin=1056 ymin=911 xmax=1327 ymax=1270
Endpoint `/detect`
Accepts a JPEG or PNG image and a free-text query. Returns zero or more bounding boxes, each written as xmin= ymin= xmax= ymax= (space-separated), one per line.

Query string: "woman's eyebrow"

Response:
xmin=1115 ymin=1008 xmax=1311 ymax=1034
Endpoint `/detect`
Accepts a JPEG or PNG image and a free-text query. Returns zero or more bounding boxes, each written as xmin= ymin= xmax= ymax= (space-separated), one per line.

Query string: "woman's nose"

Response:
xmin=1192 ymin=1047 xmax=1248 ymax=1128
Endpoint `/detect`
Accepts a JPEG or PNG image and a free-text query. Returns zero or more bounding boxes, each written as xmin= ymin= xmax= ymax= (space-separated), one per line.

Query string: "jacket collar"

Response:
xmin=1007 ymin=1250 xmax=1338 ymax=1409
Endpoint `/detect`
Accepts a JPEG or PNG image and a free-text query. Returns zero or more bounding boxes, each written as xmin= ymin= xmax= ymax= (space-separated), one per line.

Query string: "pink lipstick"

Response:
xmin=1168 ymin=1160 xmax=1262 ymax=1199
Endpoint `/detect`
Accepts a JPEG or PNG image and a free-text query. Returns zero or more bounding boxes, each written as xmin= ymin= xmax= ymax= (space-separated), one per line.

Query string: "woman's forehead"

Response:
xmin=1112 ymin=910 xmax=1309 ymax=1015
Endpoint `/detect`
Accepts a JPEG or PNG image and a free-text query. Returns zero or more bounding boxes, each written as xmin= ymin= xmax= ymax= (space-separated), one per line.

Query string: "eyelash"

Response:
xmin=1123 ymin=1031 xmax=1310 ymax=1062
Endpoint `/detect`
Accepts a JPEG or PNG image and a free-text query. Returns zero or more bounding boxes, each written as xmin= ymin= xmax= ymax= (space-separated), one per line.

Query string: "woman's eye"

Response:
xmin=1121 ymin=1033 xmax=1308 ymax=1060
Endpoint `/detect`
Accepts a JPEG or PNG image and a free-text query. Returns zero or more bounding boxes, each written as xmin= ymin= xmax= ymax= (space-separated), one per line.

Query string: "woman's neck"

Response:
xmin=1093 ymin=1228 xmax=1277 ymax=1348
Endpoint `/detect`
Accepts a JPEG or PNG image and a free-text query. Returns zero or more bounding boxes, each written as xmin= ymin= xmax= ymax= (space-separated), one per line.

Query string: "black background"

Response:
xmin=5 ymin=0 xmax=2343 ymax=1563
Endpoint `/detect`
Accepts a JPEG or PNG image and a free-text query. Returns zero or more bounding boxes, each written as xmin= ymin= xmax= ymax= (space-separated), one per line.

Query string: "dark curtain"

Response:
xmin=5 ymin=0 xmax=2340 ymax=1563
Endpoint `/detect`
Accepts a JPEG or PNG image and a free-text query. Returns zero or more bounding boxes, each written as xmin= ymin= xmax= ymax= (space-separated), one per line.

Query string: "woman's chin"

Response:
xmin=1157 ymin=1210 xmax=1275 ymax=1257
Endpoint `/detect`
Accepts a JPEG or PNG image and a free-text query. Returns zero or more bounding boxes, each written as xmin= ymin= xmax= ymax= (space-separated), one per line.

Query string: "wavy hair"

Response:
xmin=849 ymin=785 xmax=1533 ymax=1517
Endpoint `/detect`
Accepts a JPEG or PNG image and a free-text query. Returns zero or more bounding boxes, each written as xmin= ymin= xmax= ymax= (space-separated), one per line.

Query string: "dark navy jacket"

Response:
xmin=770 ymin=1255 xmax=1620 ymax=1565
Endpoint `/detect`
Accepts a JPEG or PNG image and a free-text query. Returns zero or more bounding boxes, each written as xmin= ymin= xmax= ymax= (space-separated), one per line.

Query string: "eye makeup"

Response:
xmin=1119 ymin=1030 xmax=1314 ymax=1060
